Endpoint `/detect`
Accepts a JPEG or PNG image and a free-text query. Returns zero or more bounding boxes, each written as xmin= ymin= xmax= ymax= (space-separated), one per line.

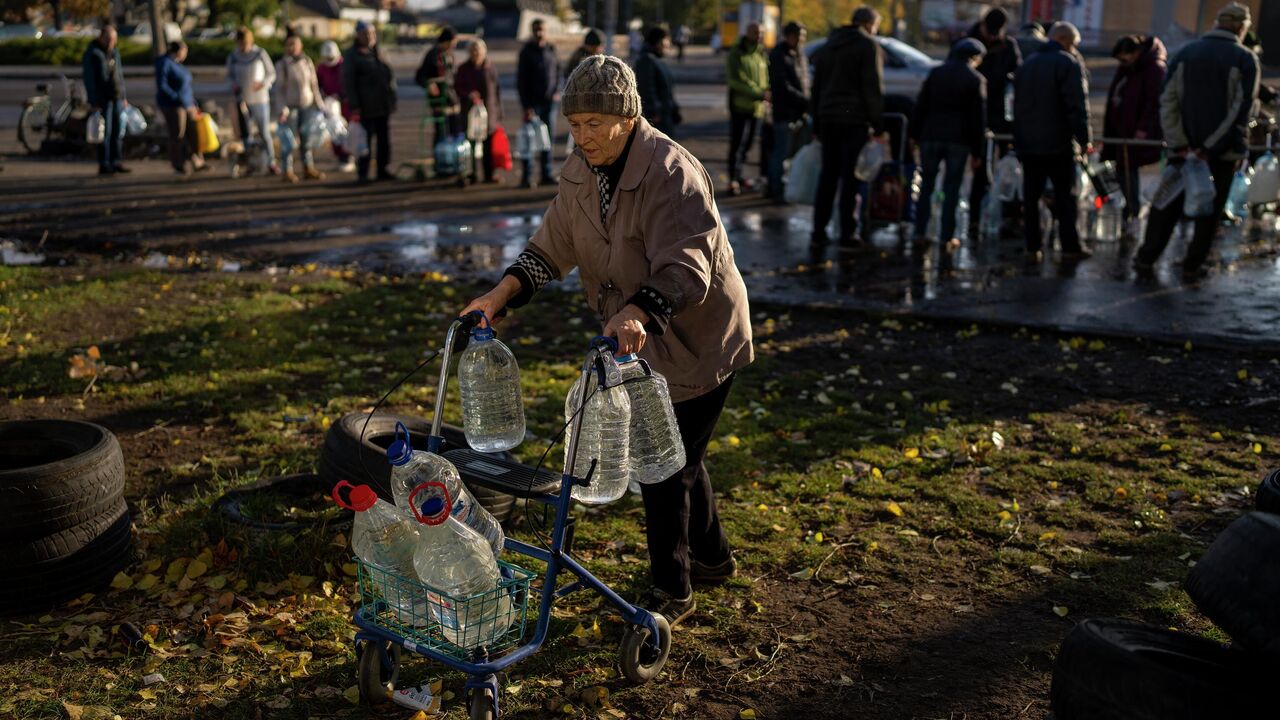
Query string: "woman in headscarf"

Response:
xmin=461 ymin=56 xmax=753 ymax=627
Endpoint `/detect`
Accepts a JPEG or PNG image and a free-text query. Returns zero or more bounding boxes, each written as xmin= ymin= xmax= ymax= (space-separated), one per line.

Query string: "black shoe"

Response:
xmin=1060 ymin=247 xmax=1093 ymax=262
xmin=519 ymin=179 xmax=535 ymax=189
xmin=376 ymin=171 xmax=395 ymax=181
xmin=98 ymin=166 xmax=115 ymax=176
xmin=112 ymin=164 xmax=132 ymax=174
xmin=690 ymin=555 xmax=736 ymax=585
xmin=638 ymin=587 xmax=696 ymax=627
xmin=810 ymin=231 xmax=830 ymax=247
xmin=1181 ymin=265 xmax=1209 ymax=282
xmin=1132 ymin=259 xmax=1155 ymax=276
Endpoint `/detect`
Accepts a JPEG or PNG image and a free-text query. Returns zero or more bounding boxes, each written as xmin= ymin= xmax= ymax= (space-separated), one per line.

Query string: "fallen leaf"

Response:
xmin=991 ymin=431 xmax=1005 ymax=450
xmin=1038 ymin=532 xmax=1057 ymax=542
xmin=903 ymin=447 xmax=920 ymax=459
xmin=1210 ymin=431 xmax=1224 ymax=442
xmin=110 ymin=571 xmax=133 ymax=590
xmin=884 ymin=501 xmax=903 ymax=518
xmin=1114 ymin=487 xmax=1128 ymax=498
xmin=740 ymin=710 xmax=757 ymax=720
xmin=1052 ymin=606 xmax=1070 ymax=617
xmin=1253 ymin=443 xmax=1263 ymax=455
xmin=813 ymin=531 xmax=825 ymax=543
xmin=871 ymin=467 xmax=883 ymax=480
xmin=1029 ymin=565 xmax=1052 ymax=576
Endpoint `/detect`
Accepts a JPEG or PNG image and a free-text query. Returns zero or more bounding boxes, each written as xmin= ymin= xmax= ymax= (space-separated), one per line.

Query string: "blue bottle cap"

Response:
xmin=419 ymin=496 xmax=446 ymax=519
xmin=472 ymin=327 xmax=495 ymax=341
xmin=615 ymin=353 xmax=639 ymax=363
xmin=386 ymin=439 xmax=413 ymax=466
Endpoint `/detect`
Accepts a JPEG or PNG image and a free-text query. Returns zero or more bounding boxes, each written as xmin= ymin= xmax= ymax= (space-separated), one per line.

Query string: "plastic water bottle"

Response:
xmin=332 ymin=481 xmax=430 ymax=626
xmin=980 ymin=191 xmax=1002 ymax=240
xmin=387 ymin=429 xmax=505 ymax=558
xmin=1227 ymin=168 xmax=1251 ymax=220
xmin=926 ymin=189 xmax=943 ymax=239
xmin=1183 ymin=156 xmax=1216 ymax=218
xmin=409 ymin=482 xmax=513 ymax=649
xmin=1003 ymin=75 xmax=1015 ymax=123
xmin=615 ymin=355 xmax=686 ymax=485
xmin=564 ymin=368 xmax=632 ymax=504
xmin=457 ymin=321 xmax=525 ymax=453
xmin=1094 ymin=196 xmax=1124 ymax=241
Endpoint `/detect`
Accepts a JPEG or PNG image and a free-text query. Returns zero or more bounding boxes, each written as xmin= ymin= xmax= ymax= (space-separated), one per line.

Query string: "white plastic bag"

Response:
xmin=854 ymin=138 xmax=887 ymax=182
xmin=1248 ymin=152 xmax=1280 ymax=205
xmin=466 ymin=104 xmax=488 ymax=142
xmin=347 ymin=121 xmax=369 ymax=158
xmin=322 ymin=97 xmax=348 ymax=149
xmin=515 ymin=118 xmax=552 ymax=159
xmin=122 ymin=105 xmax=147 ymax=135
xmin=303 ymin=111 xmax=329 ymax=150
xmin=1182 ymin=156 xmax=1215 ymax=218
xmin=785 ymin=141 xmax=821 ymax=205
xmin=87 ymin=111 xmax=105 ymax=144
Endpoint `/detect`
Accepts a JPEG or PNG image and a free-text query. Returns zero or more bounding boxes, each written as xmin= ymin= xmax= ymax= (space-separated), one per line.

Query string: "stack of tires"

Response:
xmin=0 ymin=420 xmax=133 ymax=614
xmin=1049 ymin=471 xmax=1280 ymax=719
xmin=317 ymin=412 xmax=517 ymax=523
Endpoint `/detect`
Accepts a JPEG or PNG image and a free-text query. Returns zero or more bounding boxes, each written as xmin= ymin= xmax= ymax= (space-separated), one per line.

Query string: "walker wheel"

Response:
xmin=469 ymin=687 xmax=495 ymax=720
xmin=357 ymin=639 xmax=402 ymax=705
xmin=618 ymin=612 xmax=671 ymax=684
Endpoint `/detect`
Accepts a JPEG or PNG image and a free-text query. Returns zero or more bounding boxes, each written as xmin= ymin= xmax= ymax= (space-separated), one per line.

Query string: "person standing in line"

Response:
xmin=155 ymin=40 xmax=208 ymax=177
xmin=674 ymin=24 xmax=690 ymax=62
xmin=274 ymin=32 xmax=326 ymax=183
xmin=1016 ymin=22 xmax=1046 ymax=61
xmin=566 ymin=29 xmax=604 ymax=80
xmin=725 ymin=23 xmax=769 ymax=195
xmin=415 ymin=25 xmax=461 ymax=138
xmin=455 ymin=38 xmax=504 ymax=184
xmin=517 ymin=19 xmax=561 ymax=188
xmin=810 ymin=6 xmax=886 ymax=249
xmin=966 ymin=8 xmax=1021 ymax=236
xmin=1013 ymin=22 xmax=1093 ymax=262
xmin=1135 ymin=3 xmax=1260 ymax=280
xmin=911 ymin=38 xmax=986 ymax=243
xmin=342 ymin=21 xmax=397 ymax=183
xmin=226 ymin=27 xmax=278 ymax=175
xmin=1101 ymin=34 xmax=1167 ymax=236
xmin=83 ymin=24 xmax=128 ymax=176
xmin=766 ymin=21 xmax=808 ymax=202
xmin=635 ymin=26 xmax=681 ymax=136
xmin=316 ymin=40 xmax=355 ymax=173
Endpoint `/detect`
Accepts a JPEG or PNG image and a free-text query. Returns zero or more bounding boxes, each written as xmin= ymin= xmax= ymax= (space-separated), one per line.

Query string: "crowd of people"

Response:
xmin=77 ymin=2 xmax=1272 ymax=279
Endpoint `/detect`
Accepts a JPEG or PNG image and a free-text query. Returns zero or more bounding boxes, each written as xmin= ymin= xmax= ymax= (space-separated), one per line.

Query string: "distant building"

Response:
xmin=288 ymin=0 xmax=390 ymax=40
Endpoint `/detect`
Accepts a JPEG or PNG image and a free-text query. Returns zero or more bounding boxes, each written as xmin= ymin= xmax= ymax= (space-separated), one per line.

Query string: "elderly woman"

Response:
xmin=463 ymin=56 xmax=753 ymax=626
xmin=455 ymin=38 xmax=503 ymax=184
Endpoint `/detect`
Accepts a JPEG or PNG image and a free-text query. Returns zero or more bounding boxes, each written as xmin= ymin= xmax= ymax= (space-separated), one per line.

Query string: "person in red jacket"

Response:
xmin=1102 ymin=35 xmax=1167 ymax=235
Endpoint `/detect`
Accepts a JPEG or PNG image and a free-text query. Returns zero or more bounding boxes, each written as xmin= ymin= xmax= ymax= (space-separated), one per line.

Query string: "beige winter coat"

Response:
xmin=273 ymin=53 xmax=323 ymax=114
xmin=527 ymin=118 xmax=754 ymax=402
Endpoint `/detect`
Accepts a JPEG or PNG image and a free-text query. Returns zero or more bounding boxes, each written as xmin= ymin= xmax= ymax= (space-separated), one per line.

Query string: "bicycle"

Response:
xmin=18 ymin=75 xmax=91 ymax=154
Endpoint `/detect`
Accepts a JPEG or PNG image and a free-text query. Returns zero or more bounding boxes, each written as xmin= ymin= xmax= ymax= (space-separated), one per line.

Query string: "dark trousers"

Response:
xmin=767 ymin=120 xmax=793 ymax=197
xmin=640 ymin=375 xmax=735 ymax=598
xmin=1022 ymin=152 xmax=1082 ymax=253
xmin=813 ymin=122 xmax=869 ymax=242
xmin=356 ymin=115 xmax=391 ymax=180
xmin=915 ymin=141 xmax=970 ymax=241
xmin=728 ymin=111 xmax=758 ymax=183
xmin=160 ymin=105 xmax=199 ymax=173
xmin=1117 ymin=156 xmax=1143 ymax=222
xmin=1136 ymin=157 xmax=1236 ymax=271
xmin=98 ymin=99 xmax=124 ymax=170
xmin=521 ymin=101 xmax=554 ymax=184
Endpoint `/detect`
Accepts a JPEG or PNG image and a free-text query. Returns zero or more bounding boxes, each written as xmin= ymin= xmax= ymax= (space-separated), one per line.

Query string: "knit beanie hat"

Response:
xmin=561 ymin=55 xmax=641 ymax=118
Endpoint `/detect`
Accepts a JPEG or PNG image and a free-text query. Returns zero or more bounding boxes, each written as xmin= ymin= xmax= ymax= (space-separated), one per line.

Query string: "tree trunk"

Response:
xmin=47 ymin=0 xmax=63 ymax=30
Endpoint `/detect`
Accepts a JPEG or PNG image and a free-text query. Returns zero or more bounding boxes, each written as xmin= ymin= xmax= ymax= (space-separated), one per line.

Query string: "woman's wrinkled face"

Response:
xmin=568 ymin=113 xmax=635 ymax=166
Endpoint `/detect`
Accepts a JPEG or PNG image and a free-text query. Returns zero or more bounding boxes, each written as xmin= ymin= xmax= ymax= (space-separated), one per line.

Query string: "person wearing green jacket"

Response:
xmin=725 ymin=24 xmax=770 ymax=195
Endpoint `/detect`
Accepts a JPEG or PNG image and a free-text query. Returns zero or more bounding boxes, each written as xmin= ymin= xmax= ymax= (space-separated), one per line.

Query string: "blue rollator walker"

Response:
xmin=351 ymin=311 xmax=671 ymax=719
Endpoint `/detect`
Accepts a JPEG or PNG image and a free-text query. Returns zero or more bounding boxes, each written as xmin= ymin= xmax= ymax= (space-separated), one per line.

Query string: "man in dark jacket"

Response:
xmin=635 ymin=26 xmax=680 ymax=135
xmin=83 ymin=25 xmax=128 ymax=175
xmin=811 ymin=6 xmax=885 ymax=247
xmin=1136 ymin=3 xmax=1260 ymax=280
xmin=1013 ymin=22 xmax=1092 ymax=260
xmin=342 ymin=21 xmax=397 ymax=182
xmin=566 ymin=29 xmax=603 ymax=81
xmin=767 ymin=22 xmax=809 ymax=202
xmin=516 ymin=19 xmax=560 ymax=188
xmin=912 ymin=38 xmax=985 ymax=242
xmin=967 ymin=8 xmax=1021 ymax=233
xmin=415 ymin=26 xmax=459 ymax=128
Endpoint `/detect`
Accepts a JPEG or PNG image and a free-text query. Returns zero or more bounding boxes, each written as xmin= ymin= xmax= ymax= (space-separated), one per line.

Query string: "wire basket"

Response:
xmin=355 ymin=557 xmax=535 ymax=660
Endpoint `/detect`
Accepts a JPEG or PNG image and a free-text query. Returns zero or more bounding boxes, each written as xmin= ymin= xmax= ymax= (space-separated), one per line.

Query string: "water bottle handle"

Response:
xmin=636 ymin=358 xmax=653 ymax=377
xmin=408 ymin=481 xmax=451 ymax=526
xmin=591 ymin=336 xmax=619 ymax=354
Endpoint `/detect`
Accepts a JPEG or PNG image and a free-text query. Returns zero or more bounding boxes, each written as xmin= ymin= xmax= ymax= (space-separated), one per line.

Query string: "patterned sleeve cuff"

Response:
xmin=502 ymin=249 xmax=556 ymax=308
xmin=627 ymin=286 xmax=673 ymax=336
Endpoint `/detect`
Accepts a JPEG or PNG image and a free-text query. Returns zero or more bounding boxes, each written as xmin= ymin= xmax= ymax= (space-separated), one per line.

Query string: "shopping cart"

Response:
xmin=351 ymin=312 xmax=671 ymax=719
xmin=859 ymin=111 xmax=918 ymax=236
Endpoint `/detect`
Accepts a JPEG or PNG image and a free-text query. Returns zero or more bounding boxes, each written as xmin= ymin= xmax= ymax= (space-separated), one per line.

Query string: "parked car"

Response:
xmin=120 ymin=22 xmax=182 ymax=44
xmin=805 ymin=35 xmax=940 ymax=99
xmin=0 ymin=23 xmax=44 ymax=40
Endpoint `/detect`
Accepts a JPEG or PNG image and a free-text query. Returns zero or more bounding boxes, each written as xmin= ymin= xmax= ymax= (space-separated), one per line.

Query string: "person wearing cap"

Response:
xmin=1135 ymin=2 xmax=1260 ymax=280
xmin=460 ymin=56 xmax=753 ymax=628
xmin=1102 ymin=35 xmax=1167 ymax=234
xmin=342 ymin=20 xmax=397 ymax=182
xmin=635 ymin=26 xmax=681 ymax=135
xmin=416 ymin=25 xmax=461 ymax=139
xmin=517 ymin=19 xmax=562 ymax=188
xmin=1013 ymin=21 xmax=1093 ymax=262
xmin=966 ymin=8 xmax=1021 ymax=236
xmin=810 ymin=6 xmax=886 ymax=248
xmin=911 ymin=38 xmax=986 ymax=243
xmin=566 ymin=29 xmax=604 ymax=81
xmin=1016 ymin=22 xmax=1046 ymax=61
xmin=766 ymin=21 xmax=809 ymax=202
xmin=316 ymin=40 xmax=355 ymax=173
